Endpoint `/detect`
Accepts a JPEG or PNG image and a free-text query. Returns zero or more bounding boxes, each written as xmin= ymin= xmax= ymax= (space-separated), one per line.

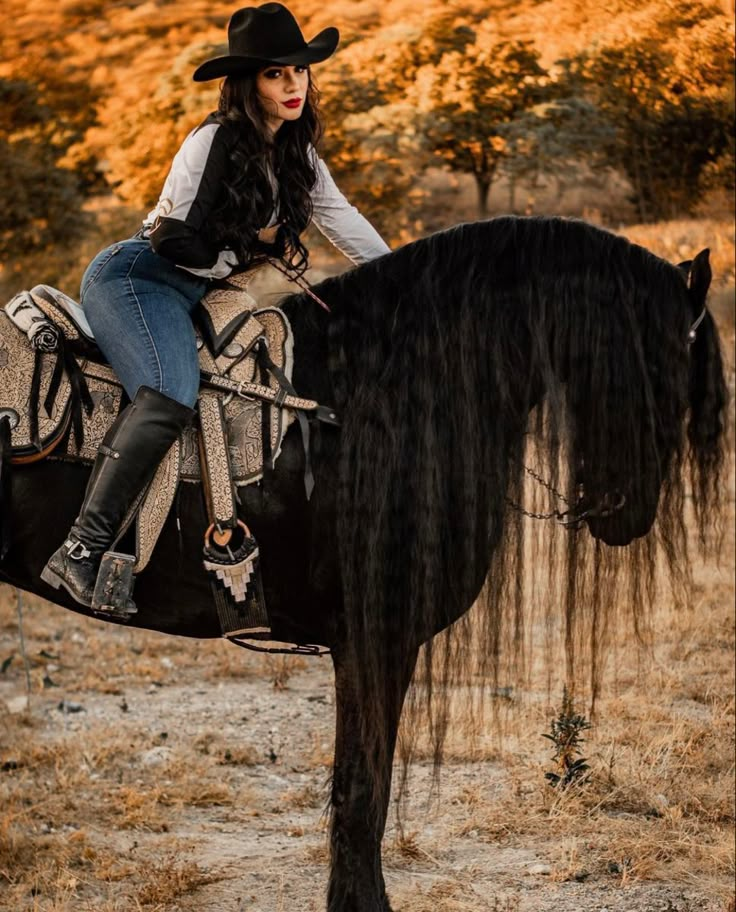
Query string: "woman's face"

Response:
xmin=256 ymin=64 xmax=310 ymax=133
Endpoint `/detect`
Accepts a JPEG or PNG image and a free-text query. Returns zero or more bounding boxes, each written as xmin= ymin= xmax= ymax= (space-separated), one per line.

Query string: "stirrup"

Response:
xmin=91 ymin=551 xmax=138 ymax=621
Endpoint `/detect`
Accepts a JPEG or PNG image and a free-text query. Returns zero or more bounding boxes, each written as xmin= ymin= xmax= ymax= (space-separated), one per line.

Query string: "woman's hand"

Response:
xmin=257 ymin=226 xmax=280 ymax=245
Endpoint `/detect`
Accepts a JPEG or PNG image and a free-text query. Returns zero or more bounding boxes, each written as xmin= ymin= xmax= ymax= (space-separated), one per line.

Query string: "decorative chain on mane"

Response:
xmin=307 ymin=216 xmax=729 ymax=811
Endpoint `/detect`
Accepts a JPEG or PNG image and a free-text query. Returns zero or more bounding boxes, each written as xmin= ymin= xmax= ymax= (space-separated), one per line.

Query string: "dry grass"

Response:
xmin=263 ymin=654 xmax=309 ymax=690
xmin=390 ymin=880 xmax=522 ymax=912
xmin=0 ymin=824 xmax=219 ymax=912
xmin=4 ymin=551 xmax=730 ymax=908
xmin=620 ymin=218 xmax=735 ymax=292
xmin=131 ymin=853 xmax=219 ymax=907
xmin=281 ymin=783 xmax=328 ymax=811
xmin=390 ymin=525 xmax=735 ymax=902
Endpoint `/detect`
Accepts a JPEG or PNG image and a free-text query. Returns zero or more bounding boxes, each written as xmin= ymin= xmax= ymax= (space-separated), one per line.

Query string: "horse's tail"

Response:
xmin=687 ymin=307 xmax=729 ymax=544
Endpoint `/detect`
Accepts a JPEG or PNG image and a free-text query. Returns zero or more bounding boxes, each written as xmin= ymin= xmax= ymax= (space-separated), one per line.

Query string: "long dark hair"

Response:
xmin=314 ymin=216 xmax=728 ymax=815
xmin=209 ymin=70 xmax=323 ymax=276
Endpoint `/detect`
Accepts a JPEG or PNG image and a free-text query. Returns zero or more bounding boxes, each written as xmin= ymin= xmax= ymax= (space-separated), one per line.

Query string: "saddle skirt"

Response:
xmin=0 ymin=275 xmax=296 ymax=573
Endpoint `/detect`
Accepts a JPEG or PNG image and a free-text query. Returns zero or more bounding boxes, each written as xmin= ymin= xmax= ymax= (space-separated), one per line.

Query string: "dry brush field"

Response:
xmin=0 ymin=219 xmax=734 ymax=912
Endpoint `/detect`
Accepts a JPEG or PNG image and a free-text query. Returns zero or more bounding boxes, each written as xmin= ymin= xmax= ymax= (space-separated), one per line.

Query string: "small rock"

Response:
xmin=57 ymin=700 xmax=85 ymax=714
xmin=5 ymin=696 xmax=29 ymax=714
xmin=491 ymin=685 xmax=514 ymax=700
xmin=139 ymin=746 xmax=173 ymax=767
xmin=528 ymin=863 xmax=551 ymax=876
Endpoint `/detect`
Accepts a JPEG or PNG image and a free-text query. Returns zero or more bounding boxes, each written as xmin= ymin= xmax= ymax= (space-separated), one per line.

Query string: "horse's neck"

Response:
xmin=282 ymin=298 xmax=332 ymax=400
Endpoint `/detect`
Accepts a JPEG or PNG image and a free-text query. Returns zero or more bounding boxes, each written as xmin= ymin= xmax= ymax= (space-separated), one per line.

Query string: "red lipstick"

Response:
xmin=283 ymin=98 xmax=302 ymax=109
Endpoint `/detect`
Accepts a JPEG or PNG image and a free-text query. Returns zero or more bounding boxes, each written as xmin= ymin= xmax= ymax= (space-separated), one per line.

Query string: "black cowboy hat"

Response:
xmin=193 ymin=3 xmax=339 ymax=82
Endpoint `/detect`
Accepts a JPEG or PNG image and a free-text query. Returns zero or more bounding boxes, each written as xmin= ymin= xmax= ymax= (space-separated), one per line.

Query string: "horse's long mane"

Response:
xmin=314 ymin=217 xmax=728 ymax=808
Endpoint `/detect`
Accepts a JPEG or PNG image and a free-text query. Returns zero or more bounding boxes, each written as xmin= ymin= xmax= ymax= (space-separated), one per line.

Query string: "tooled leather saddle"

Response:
xmin=0 ymin=275 xmax=337 ymax=654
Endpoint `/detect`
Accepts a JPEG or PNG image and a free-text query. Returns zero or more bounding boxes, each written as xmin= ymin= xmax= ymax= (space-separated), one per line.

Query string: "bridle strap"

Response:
xmin=687 ymin=306 xmax=707 ymax=344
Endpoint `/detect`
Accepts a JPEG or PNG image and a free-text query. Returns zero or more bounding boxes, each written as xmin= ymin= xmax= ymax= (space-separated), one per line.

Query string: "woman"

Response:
xmin=42 ymin=2 xmax=390 ymax=608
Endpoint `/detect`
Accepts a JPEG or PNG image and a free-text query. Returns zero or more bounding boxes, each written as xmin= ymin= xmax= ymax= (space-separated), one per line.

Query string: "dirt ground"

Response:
xmin=1 ymin=555 xmax=734 ymax=912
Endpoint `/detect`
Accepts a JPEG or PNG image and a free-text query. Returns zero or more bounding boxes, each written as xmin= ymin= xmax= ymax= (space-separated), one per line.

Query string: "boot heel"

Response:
xmin=41 ymin=551 xmax=96 ymax=607
xmin=40 ymin=565 xmax=63 ymax=590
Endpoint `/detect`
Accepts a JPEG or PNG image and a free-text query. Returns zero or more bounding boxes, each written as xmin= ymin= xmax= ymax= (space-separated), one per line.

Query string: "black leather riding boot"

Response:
xmin=41 ymin=386 xmax=195 ymax=606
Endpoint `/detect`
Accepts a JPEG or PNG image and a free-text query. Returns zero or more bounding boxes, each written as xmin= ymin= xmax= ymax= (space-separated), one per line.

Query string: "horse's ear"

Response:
xmin=688 ymin=248 xmax=711 ymax=302
xmin=676 ymin=259 xmax=692 ymax=279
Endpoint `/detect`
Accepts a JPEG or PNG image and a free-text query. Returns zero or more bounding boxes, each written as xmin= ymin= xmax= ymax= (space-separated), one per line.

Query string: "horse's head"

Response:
xmin=576 ymin=248 xmax=724 ymax=547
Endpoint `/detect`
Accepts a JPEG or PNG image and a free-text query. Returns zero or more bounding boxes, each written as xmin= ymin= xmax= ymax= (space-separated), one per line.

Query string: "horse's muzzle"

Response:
xmin=584 ymin=489 xmax=659 ymax=546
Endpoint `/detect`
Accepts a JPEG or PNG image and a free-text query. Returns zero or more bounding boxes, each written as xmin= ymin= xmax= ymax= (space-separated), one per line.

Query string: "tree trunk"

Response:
xmin=556 ymin=174 xmax=566 ymax=204
xmin=507 ymin=175 xmax=517 ymax=212
xmin=475 ymin=176 xmax=491 ymax=218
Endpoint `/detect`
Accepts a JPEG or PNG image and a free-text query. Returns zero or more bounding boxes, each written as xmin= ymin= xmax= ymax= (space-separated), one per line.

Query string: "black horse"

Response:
xmin=0 ymin=217 xmax=728 ymax=911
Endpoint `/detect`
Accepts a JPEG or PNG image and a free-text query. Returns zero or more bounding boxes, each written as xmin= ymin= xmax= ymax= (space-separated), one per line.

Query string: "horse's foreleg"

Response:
xmin=327 ymin=644 xmax=418 ymax=912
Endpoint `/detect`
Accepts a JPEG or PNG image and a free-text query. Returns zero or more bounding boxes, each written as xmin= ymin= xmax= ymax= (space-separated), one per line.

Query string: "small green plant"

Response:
xmin=542 ymin=685 xmax=592 ymax=788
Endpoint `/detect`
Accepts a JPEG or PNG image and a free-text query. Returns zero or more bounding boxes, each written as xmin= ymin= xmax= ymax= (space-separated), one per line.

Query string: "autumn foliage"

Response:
xmin=0 ymin=0 xmax=732 ymax=279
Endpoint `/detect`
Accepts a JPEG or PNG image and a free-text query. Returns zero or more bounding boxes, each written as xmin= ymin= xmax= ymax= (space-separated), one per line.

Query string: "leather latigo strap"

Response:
xmin=200 ymin=369 xmax=336 ymax=419
xmin=199 ymin=367 xmax=339 ymax=500
xmin=198 ymin=392 xmax=238 ymax=529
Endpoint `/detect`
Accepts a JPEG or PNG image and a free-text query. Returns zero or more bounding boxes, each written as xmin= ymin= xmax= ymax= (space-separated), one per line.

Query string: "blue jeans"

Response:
xmin=81 ymin=239 xmax=209 ymax=407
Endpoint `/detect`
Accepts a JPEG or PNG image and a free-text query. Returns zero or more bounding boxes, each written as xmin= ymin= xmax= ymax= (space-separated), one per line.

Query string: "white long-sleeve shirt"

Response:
xmin=141 ymin=114 xmax=390 ymax=279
